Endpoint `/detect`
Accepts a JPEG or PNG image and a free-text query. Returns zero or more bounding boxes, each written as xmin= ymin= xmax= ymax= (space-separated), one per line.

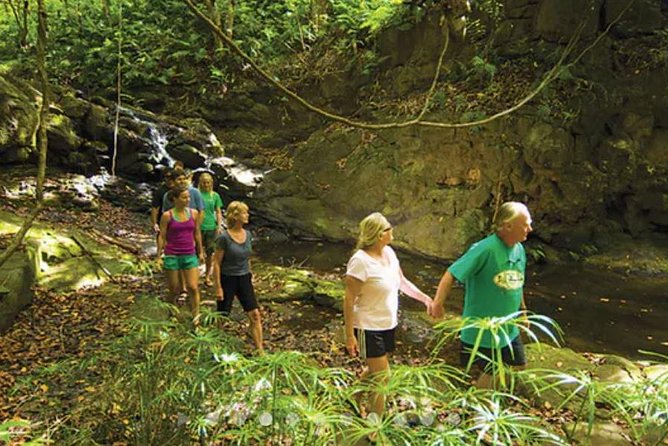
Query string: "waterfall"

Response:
xmin=118 ymin=106 xmax=176 ymax=166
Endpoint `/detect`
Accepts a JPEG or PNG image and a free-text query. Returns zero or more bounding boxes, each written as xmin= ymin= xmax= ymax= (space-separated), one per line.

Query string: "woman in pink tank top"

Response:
xmin=157 ymin=186 xmax=204 ymax=325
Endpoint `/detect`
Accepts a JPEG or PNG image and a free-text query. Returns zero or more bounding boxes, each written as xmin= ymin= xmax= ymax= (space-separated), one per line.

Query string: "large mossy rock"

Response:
xmin=0 ymin=74 xmax=38 ymax=162
xmin=0 ymin=242 xmax=38 ymax=331
xmin=253 ymin=262 xmax=344 ymax=308
xmin=0 ymin=210 xmax=137 ymax=330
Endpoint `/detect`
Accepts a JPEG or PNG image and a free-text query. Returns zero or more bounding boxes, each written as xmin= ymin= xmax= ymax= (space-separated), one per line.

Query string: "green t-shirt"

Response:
xmin=200 ymin=191 xmax=223 ymax=231
xmin=448 ymin=233 xmax=526 ymax=348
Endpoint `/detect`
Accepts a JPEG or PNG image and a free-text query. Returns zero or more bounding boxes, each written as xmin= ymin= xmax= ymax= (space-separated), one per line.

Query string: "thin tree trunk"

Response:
xmin=0 ymin=0 xmax=48 ymax=269
xmin=35 ymin=0 xmax=48 ymax=201
xmin=202 ymin=0 xmax=224 ymax=51
xmin=225 ymin=0 xmax=234 ymax=38
xmin=4 ymin=0 xmax=30 ymax=49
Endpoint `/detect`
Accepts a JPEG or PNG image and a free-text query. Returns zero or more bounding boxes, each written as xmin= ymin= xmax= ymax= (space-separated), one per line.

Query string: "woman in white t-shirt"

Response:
xmin=344 ymin=212 xmax=433 ymax=418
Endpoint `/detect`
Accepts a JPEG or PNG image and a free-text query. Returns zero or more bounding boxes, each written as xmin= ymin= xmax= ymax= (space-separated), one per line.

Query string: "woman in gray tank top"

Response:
xmin=213 ymin=201 xmax=264 ymax=353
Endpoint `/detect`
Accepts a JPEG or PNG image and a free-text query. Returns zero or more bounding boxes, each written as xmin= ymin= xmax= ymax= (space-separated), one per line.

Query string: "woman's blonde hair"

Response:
xmin=197 ymin=172 xmax=214 ymax=190
xmin=226 ymin=201 xmax=249 ymax=227
xmin=356 ymin=212 xmax=390 ymax=250
xmin=492 ymin=202 xmax=529 ymax=232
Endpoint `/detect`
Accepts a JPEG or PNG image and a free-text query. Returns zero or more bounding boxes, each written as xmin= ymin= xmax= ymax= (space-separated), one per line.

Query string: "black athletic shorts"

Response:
xmin=460 ymin=335 xmax=526 ymax=371
xmin=355 ymin=328 xmax=396 ymax=359
xmin=219 ymin=273 xmax=258 ymax=313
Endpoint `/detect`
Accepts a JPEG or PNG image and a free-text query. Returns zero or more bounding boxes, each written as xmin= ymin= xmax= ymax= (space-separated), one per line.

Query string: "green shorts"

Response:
xmin=163 ymin=254 xmax=199 ymax=271
xmin=201 ymin=229 xmax=218 ymax=255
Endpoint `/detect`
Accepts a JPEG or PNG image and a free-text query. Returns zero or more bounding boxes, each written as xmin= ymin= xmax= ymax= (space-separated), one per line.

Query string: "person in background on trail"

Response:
xmin=430 ymin=201 xmax=533 ymax=389
xmin=213 ymin=201 xmax=264 ymax=354
xmin=162 ymin=168 xmax=205 ymax=225
xmin=156 ymin=185 xmax=204 ymax=325
xmin=150 ymin=168 xmax=174 ymax=240
xmin=344 ymin=212 xmax=433 ymax=418
xmin=197 ymin=172 xmax=224 ymax=287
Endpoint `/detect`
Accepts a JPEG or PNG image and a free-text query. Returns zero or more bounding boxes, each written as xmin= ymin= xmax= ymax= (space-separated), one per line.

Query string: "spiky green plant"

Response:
xmin=467 ymin=395 xmax=567 ymax=445
xmin=431 ymin=311 xmax=562 ymax=390
xmin=603 ymin=351 xmax=668 ymax=445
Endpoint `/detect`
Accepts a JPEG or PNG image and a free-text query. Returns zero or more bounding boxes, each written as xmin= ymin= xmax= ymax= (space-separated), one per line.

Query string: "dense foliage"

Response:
xmin=5 ymin=297 xmax=667 ymax=445
xmin=0 ymin=0 xmax=421 ymax=95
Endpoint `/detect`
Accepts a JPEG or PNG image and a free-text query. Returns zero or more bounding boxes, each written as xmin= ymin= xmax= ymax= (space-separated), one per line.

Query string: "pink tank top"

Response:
xmin=164 ymin=209 xmax=196 ymax=255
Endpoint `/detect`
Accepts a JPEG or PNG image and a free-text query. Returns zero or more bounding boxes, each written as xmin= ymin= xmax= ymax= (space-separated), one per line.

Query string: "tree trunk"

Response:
xmin=203 ymin=0 xmax=224 ymax=51
xmin=225 ymin=0 xmax=234 ymax=39
xmin=4 ymin=0 xmax=30 ymax=49
xmin=0 ymin=0 xmax=49 ymax=269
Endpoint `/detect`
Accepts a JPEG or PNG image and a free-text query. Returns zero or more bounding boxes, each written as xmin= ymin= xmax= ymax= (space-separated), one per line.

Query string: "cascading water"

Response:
xmin=119 ymin=106 xmax=176 ymax=167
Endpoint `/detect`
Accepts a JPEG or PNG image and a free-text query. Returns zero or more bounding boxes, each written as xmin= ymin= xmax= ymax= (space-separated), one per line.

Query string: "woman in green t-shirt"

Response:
xmin=197 ymin=173 xmax=224 ymax=286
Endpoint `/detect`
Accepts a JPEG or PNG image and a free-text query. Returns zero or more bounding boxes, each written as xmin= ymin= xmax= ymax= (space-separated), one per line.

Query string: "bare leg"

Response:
xmin=165 ymin=269 xmax=181 ymax=305
xmin=247 ymin=309 xmax=264 ymax=353
xmin=183 ymin=267 xmax=201 ymax=324
xmin=179 ymin=270 xmax=187 ymax=294
xmin=476 ymin=364 xmax=526 ymax=390
xmin=366 ymin=355 xmax=390 ymax=417
xmin=204 ymin=254 xmax=214 ymax=285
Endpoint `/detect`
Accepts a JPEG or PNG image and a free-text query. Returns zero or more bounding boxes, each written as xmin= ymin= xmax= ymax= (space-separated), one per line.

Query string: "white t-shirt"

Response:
xmin=346 ymin=246 xmax=401 ymax=330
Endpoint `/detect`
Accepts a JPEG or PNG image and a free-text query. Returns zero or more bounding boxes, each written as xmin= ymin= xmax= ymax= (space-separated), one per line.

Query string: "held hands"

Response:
xmin=153 ymin=223 xmax=160 ymax=234
xmin=346 ymin=336 xmax=358 ymax=357
xmin=429 ymin=302 xmax=445 ymax=319
xmin=423 ymin=296 xmax=434 ymax=316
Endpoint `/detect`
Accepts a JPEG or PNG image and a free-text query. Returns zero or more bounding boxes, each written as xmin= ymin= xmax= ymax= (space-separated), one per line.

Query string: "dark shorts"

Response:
xmin=220 ymin=273 xmax=258 ymax=313
xmin=460 ymin=336 xmax=526 ymax=371
xmin=201 ymin=230 xmax=218 ymax=255
xmin=355 ymin=328 xmax=396 ymax=359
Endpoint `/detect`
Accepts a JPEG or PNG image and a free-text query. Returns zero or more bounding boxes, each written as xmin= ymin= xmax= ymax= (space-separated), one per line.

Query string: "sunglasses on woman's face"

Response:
xmin=383 ymin=226 xmax=393 ymax=232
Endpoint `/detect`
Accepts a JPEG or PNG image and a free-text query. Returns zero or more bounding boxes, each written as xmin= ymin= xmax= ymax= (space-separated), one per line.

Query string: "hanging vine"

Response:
xmin=181 ymin=0 xmax=636 ymax=131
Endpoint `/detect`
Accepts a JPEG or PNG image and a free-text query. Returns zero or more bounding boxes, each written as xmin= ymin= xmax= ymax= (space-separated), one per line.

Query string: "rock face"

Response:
xmin=246 ymin=0 xmax=668 ymax=259
xmin=2 ymin=1 xmax=668 ymax=262
xmin=0 ymin=78 xmax=224 ymax=181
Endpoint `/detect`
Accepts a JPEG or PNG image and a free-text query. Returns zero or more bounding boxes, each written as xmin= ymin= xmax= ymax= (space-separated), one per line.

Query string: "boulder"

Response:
xmin=83 ymin=103 xmax=111 ymax=141
xmin=606 ymin=0 xmax=665 ymax=37
xmin=644 ymin=364 xmax=668 ymax=381
xmin=166 ymin=143 xmax=206 ymax=169
xmin=47 ymin=113 xmax=83 ymax=156
xmin=535 ymin=0 xmax=601 ymax=41
xmin=0 ymin=74 xmax=38 ymax=161
xmin=566 ymin=421 xmax=631 ymax=446
xmin=0 ymin=242 xmax=38 ymax=331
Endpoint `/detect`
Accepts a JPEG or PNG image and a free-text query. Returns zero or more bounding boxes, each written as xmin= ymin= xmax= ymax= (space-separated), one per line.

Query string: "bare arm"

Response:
xmin=193 ymin=210 xmax=204 ymax=261
xmin=431 ymin=270 xmax=455 ymax=319
xmin=399 ymin=267 xmax=432 ymax=307
xmin=150 ymin=207 xmax=160 ymax=233
xmin=344 ymin=275 xmax=363 ymax=357
xmin=215 ymin=207 xmax=223 ymax=234
xmin=156 ymin=212 xmax=169 ymax=265
xmin=213 ymin=247 xmax=225 ymax=299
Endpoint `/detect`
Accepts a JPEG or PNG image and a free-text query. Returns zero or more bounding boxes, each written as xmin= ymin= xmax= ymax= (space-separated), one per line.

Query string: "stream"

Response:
xmin=255 ymin=238 xmax=668 ymax=360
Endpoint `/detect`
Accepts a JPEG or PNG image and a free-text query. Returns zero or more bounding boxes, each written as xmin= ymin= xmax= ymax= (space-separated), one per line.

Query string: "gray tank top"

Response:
xmin=216 ymin=229 xmax=252 ymax=276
